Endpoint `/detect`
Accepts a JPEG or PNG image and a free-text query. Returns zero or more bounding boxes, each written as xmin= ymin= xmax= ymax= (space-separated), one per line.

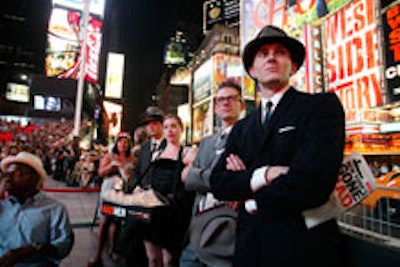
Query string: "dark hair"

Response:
xmin=112 ymin=137 xmax=132 ymax=157
xmin=217 ymin=80 xmax=242 ymax=95
xmin=163 ymin=114 xmax=183 ymax=129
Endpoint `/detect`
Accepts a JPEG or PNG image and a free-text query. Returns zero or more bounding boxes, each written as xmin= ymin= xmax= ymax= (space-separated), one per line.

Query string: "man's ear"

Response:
xmin=291 ymin=63 xmax=298 ymax=75
xmin=240 ymin=100 xmax=246 ymax=111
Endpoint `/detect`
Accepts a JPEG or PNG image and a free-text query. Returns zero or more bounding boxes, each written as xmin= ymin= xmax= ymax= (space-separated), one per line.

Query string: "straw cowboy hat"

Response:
xmin=243 ymin=25 xmax=306 ymax=77
xmin=1 ymin=152 xmax=47 ymax=189
xmin=188 ymin=205 xmax=237 ymax=267
xmin=140 ymin=106 xmax=164 ymax=125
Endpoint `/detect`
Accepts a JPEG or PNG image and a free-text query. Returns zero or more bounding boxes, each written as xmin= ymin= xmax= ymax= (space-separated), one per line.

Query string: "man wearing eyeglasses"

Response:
xmin=0 ymin=152 xmax=74 ymax=267
xmin=180 ymin=80 xmax=245 ymax=267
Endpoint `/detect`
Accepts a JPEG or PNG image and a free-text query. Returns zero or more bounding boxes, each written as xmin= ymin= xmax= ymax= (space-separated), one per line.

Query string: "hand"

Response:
xmin=266 ymin=166 xmax=289 ymax=184
xmin=182 ymin=146 xmax=198 ymax=165
xmin=226 ymin=154 xmax=246 ymax=171
xmin=0 ymin=177 xmax=6 ymax=198
xmin=181 ymin=163 xmax=192 ymax=182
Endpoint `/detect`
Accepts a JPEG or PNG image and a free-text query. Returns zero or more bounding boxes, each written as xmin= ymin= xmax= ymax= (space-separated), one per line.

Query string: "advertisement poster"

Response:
xmin=193 ymin=59 xmax=213 ymax=103
xmin=203 ymin=0 xmax=240 ymax=33
xmin=241 ymin=0 xmax=351 ymax=48
xmin=192 ymin=100 xmax=213 ymax=144
xmin=45 ymin=2 xmax=104 ymax=83
xmin=103 ymin=101 xmax=123 ymax=139
xmin=6 ymin=83 xmax=29 ymax=103
xmin=322 ymin=0 xmax=382 ymax=110
xmin=303 ymin=151 xmax=376 ymax=229
xmin=211 ymin=53 xmax=244 ymax=95
xmin=304 ymin=24 xmax=324 ymax=93
xmin=241 ymin=0 xmax=351 ymax=94
xmin=382 ymin=3 xmax=400 ymax=103
xmin=105 ymin=52 xmax=125 ymax=99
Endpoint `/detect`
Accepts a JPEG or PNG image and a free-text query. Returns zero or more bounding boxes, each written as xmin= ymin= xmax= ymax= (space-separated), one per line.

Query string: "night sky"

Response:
xmin=102 ymin=0 xmax=204 ymax=132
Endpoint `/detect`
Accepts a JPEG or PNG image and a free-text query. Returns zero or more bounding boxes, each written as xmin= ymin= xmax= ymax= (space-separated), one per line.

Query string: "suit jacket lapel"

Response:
xmin=204 ymin=134 xmax=220 ymax=166
xmin=261 ymin=88 xmax=296 ymax=147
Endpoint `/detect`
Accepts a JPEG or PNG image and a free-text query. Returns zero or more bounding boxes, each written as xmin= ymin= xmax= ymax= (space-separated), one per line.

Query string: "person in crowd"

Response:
xmin=210 ymin=25 xmax=346 ymax=267
xmin=131 ymin=126 xmax=149 ymax=168
xmin=80 ymin=153 xmax=95 ymax=188
xmin=131 ymin=106 xmax=166 ymax=188
xmin=122 ymin=106 xmax=165 ymax=267
xmin=0 ymin=152 xmax=74 ymax=266
xmin=88 ymin=132 xmax=135 ymax=267
xmin=180 ymin=80 xmax=245 ymax=267
xmin=142 ymin=114 xmax=196 ymax=267
xmin=8 ymin=144 xmax=19 ymax=156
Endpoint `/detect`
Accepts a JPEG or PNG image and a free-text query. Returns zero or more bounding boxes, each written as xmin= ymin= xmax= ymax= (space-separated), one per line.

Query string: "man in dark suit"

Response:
xmin=210 ymin=25 xmax=346 ymax=267
xmin=180 ymin=80 xmax=244 ymax=267
xmin=122 ymin=106 xmax=165 ymax=267
xmin=131 ymin=106 xmax=165 ymax=188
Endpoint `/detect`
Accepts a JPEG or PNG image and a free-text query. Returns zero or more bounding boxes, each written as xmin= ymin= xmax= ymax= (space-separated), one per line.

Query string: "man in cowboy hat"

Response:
xmin=0 ymin=152 xmax=74 ymax=266
xmin=210 ymin=25 xmax=346 ymax=266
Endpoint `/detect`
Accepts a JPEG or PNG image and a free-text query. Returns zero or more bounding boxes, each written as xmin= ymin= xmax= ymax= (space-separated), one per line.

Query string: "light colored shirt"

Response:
xmin=247 ymin=87 xmax=289 ymax=213
xmin=0 ymin=192 xmax=74 ymax=267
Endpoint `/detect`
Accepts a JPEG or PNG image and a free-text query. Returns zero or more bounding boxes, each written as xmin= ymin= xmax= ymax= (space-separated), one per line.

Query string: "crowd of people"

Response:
xmin=0 ymin=25 xmax=348 ymax=267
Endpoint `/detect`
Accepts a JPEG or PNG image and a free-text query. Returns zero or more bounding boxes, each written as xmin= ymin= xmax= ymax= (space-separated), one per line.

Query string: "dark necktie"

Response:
xmin=151 ymin=142 xmax=157 ymax=153
xmin=215 ymin=132 xmax=227 ymax=150
xmin=262 ymin=101 xmax=273 ymax=131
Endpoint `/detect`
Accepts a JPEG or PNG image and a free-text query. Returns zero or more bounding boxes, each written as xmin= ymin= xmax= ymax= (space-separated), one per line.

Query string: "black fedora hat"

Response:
xmin=243 ymin=25 xmax=305 ymax=77
xmin=140 ymin=106 xmax=164 ymax=125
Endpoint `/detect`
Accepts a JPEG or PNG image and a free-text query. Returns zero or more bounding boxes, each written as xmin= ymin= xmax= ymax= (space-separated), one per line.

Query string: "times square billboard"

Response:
xmin=241 ymin=0 xmax=382 ymax=117
xmin=45 ymin=0 xmax=105 ymax=84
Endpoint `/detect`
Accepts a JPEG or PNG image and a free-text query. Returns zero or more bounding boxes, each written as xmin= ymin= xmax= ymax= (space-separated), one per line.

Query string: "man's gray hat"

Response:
xmin=141 ymin=106 xmax=164 ymax=125
xmin=243 ymin=25 xmax=305 ymax=76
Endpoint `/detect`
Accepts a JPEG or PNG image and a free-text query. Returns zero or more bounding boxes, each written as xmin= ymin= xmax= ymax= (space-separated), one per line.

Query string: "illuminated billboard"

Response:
xmin=382 ymin=2 xmax=400 ymax=103
xmin=103 ymin=100 xmax=123 ymax=138
xmin=105 ymin=52 xmax=125 ymax=99
xmin=322 ymin=0 xmax=381 ymax=110
xmin=45 ymin=0 xmax=104 ymax=83
xmin=211 ymin=53 xmax=244 ymax=96
xmin=6 ymin=83 xmax=29 ymax=103
xmin=52 ymin=0 xmax=106 ymax=18
xmin=203 ymin=0 xmax=239 ymax=33
xmin=193 ymin=58 xmax=213 ymax=103
xmin=163 ymin=40 xmax=188 ymax=66
xmin=241 ymin=0 xmax=352 ymax=95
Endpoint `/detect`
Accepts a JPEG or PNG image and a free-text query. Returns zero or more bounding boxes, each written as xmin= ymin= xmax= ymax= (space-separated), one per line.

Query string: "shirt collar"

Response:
xmin=8 ymin=191 xmax=43 ymax=205
xmin=261 ymin=87 xmax=288 ymax=112
xmin=221 ymin=125 xmax=233 ymax=136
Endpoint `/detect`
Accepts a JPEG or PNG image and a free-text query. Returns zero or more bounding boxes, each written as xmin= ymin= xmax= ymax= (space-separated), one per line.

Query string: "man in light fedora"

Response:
xmin=0 ymin=152 xmax=74 ymax=266
xmin=210 ymin=25 xmax=346 ymax=266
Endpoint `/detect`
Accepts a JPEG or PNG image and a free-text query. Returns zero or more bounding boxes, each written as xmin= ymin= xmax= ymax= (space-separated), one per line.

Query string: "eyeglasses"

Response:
xmin=215 ymin=95 xmax=240 ymax=104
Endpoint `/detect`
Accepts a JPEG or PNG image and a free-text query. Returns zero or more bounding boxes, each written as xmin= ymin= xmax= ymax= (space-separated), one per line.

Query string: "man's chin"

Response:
xmin=261 ymin=79 xmax=285 ymax=89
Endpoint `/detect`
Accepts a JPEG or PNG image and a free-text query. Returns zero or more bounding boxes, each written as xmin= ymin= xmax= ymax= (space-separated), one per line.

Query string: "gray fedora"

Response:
xmin=243 ymin=25 xmax=305 ymax=76
xmin=188 ymin=205 xmax=237 ymax=267
xmin=140 ymin=106 xmax=164 ymax=125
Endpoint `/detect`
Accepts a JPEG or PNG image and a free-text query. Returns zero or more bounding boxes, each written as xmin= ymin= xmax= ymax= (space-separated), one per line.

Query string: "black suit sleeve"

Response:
xmin=210 ymin=119 xmax=258 ymax=201
xmin=256 ymin=93 xmax=345 ymax=219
